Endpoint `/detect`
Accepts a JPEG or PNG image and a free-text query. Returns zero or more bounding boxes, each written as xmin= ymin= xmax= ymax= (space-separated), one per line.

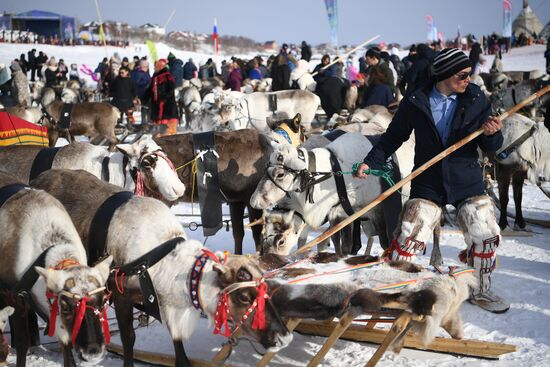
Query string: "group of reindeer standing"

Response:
xmin=0 ymin=53 xmax=548 ymax=366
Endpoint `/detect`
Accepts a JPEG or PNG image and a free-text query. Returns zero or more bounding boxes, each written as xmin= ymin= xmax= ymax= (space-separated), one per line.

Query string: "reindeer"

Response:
xmin=0 ymin=135 xmax=186 ymax=202
xmin=42 ymin=100 xmax=120 ymax=146
xmin=31 ymin=169 xmax=293 ymax=367
xmin=0 ymin=171 xmax=112 ymax=367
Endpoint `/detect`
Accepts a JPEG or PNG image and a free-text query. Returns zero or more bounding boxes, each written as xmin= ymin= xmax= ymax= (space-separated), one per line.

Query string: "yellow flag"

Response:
xmin=98 ymin=24 xmax=106 ymax=42
xmin=146 ymin=40 xmax=158 ymax=62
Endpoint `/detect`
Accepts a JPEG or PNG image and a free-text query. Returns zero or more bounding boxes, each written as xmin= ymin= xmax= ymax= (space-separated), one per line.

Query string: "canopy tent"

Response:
xmin=11 ymin=10 xmax=75 ymax=40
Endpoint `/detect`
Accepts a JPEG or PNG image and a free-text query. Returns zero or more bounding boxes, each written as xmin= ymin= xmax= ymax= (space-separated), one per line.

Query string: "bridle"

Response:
xmin=131 ymin=149 xmax=176 ymax=198
xmin=45 ymin=259 xmax=111 ymax=346
xmin=188 ymin=249 xmax=287 ymax=339
xmin=264 ymin=149 xmax=333 ymax=201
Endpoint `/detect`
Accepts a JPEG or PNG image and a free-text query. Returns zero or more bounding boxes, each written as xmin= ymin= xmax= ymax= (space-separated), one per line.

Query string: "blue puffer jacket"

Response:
xmin=169 ymin=58 xmax=184 ymax=87
xmin=131 ymin=69 xmax=151 ymax=99
xmin=363 ymin=83 xmax=503 ymax=205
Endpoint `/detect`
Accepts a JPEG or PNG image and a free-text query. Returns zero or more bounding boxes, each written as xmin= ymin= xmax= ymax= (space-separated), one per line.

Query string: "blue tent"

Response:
xmin=11 ymin=10 xmax=75 ymax=40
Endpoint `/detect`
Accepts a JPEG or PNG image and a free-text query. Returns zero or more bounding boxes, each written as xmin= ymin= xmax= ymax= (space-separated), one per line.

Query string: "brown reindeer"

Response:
xmin=43 ymin=101 xmax=119 ymax=147
xmin=156 ymin=129 xmax=274 ymax=254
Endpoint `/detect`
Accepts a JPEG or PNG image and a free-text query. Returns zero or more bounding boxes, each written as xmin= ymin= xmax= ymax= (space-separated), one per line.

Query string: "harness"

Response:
xmin=192 ymin=131 xmax=223 ymax=236
xmin=0 ymin=183 xmax=30 ymax=208
xmin=29 ymin=147 xmax=61 ymax=181
xmin=496 ymin=125 xmax=537 ymax=161
xmin=110 ymin=236 xmax=185 ymax=322
xmin=59 ymin=103 xmax=74 ymax=130
xmin=88 ymin=191 xmax=134 ymax=265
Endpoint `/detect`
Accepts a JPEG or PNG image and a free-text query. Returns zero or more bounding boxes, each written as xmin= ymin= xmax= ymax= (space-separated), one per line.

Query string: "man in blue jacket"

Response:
xmin=356 ymin=48 xmax=508 ymax=313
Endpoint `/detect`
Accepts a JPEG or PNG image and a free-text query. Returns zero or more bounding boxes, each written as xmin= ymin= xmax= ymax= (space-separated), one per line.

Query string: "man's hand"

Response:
xmin=354 ymin=163 xmax=370 ymax=179
xmin=482 ymin=116 xmax=502 ymax=136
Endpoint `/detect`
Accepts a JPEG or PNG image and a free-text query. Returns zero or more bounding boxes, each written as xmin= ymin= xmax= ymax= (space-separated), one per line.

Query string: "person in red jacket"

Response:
xmin=144 ymin=59 xmax=179 ymax=136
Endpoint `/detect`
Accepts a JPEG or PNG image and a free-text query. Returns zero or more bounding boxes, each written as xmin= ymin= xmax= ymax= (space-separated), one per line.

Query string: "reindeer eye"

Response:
xmin=276 ymin=172 xmax=285 ymax=179
xmin=64 ymin=278 xmax=75 ymax=289
xmin=277 ymin=154 xmax=283 ymax=163
xmin=238 ymin=293 xmax=251 ymax=304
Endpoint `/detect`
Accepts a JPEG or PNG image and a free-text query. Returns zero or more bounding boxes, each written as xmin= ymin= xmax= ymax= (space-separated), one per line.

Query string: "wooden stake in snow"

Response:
xmin=293 ymin=84 xmax=550 ymax=255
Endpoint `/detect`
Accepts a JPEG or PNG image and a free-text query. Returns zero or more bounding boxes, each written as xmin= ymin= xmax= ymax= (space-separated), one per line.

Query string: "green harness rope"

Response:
xmin=337 ymin=162 xmax=400 ymax=193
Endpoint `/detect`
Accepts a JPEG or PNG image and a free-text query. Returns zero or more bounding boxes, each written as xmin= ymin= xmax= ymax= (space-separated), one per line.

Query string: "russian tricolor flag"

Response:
xmin=212 ymin=18 xmax=219 ymax=54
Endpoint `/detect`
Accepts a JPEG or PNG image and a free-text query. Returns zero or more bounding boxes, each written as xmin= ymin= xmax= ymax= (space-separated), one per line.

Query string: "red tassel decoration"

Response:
xmin=46 ymin=292 xmax=59 ymax=337
xmin=214 ymin=292 xmax=231 ymax=337
xmin=251 ymin=280 xmax=270 ymax=331
xmin=71 ymin=298 xmax=89 ymax=345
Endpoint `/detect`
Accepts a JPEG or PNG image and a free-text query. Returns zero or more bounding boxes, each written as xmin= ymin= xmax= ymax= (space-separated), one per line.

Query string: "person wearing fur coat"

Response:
xmin=10 ymin=61 xmax=31 ymax=107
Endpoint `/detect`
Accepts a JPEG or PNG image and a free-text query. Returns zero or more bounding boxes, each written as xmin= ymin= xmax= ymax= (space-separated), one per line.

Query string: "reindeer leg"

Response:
xmin=11 ymin=302 xmax=30 ymax=367
xmin=247 ymin=205 xmax=263 ymax=253
xmin=430 ymin=222 xmax=443 ymax=267
xmin=496 ymin=165 xmax=511 ymax=230
xmin=512 ymin=170 xmax=527 ymax=230
xmin=113 ymin=297 xmax=136 ymax=367
xmin=60 ymin=343 xmax=77 ymax=367
xmin=173 ymin=340 xmax=192 ymax=367
xmin=229 ymin=202 xmax=245 ymax=255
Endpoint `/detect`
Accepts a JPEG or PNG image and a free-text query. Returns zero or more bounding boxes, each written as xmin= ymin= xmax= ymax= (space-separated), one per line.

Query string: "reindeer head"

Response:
xmin=250 ymin=142 xmax=307 ymax=209
xmin=35 ymin=256 xmax=113 ymax=365
xmin=212 ymin=255 xmax=293 ymax=352
xmin=116 ymin=135 xmax=186 ymax=201
xmin=261 ymin=209 xmax=299 ymax=255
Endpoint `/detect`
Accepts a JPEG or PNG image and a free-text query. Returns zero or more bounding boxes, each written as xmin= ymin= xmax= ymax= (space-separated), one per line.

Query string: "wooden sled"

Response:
xmin=108 ymin=342 xmax=236 ymax=367
xmin=246 ymin=311 xmax=516 ymax=367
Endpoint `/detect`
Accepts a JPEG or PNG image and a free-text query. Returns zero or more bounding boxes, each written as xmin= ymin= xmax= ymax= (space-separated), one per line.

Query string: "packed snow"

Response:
xmin=0 ymin=42 xmax=549 ymax=366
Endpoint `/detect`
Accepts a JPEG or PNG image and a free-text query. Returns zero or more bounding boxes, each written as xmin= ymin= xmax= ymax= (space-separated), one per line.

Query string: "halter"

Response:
xmin=133 ymin=149 xmax=177 ymax=198
xmin=265 ymin=149 xmax=334 ymax=200
xmin=188 ymin=250 xmax=274 ymax=338
xmin=45 ymin=259 xmax=111 ymax=346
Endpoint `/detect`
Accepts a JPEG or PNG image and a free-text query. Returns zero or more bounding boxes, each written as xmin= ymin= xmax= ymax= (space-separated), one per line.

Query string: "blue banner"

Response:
xmin=323 ymin=0 xmax=338 ymax=47
xmin=502 ymin=0 xmax=512 ymax=38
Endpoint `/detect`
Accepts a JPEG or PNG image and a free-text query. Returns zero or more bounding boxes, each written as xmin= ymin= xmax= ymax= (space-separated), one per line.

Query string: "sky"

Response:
xmin=2 ymin=0 xmax=550 ymax=47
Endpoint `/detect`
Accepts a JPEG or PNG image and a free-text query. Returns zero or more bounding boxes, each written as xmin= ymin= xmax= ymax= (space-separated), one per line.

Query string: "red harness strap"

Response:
xmin=388 ymin=238 xmax=426 ymax=259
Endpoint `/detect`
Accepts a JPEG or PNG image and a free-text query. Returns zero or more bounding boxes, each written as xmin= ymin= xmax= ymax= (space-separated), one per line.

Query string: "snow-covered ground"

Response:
xmin=0 ymin=42 xmax=549 ymax=366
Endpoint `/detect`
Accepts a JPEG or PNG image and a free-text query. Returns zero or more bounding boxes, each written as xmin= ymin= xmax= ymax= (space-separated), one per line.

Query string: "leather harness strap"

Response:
xmin=29 ymin=147 xmax=61 ymax=181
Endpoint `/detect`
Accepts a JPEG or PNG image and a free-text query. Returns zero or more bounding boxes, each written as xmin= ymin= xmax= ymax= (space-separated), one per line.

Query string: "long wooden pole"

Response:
xmin=93 ymin=0 xmax=108 ymax=58
xmin=293 ymin=84 xmax=550 ymax=255
xmin=311 ymin=34 xmax=380 ymax=77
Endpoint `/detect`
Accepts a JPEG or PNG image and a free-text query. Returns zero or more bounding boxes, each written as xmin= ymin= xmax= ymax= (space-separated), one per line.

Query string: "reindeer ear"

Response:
xmin=116 ymin=143 xmax=135 ymax=157
xmin=213 ymin=263 xmax=233 ymax=285
xmin=35 ymin=266 xmax=65 ymax=293
xmin=270 ymin=140 xmax=281 ymax=150
xmin=93 ymin=255 xmax=113 ymax=284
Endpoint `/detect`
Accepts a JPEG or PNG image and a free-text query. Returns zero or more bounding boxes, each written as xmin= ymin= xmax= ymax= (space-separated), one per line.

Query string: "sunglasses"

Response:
xmin=455 ymin=72 xmax=471 ymax=81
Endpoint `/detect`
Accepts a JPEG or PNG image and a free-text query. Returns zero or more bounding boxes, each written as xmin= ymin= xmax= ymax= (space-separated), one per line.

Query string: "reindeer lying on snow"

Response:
xmin=263 ymin=253 xmax=478 ymax=349
xmin=0 ymin=135 xmax=186 ymax=202
xmin=0 ymin=171 xmax=112 ymax=367
xmin=32 ymin=169 xmax=292 ymax=367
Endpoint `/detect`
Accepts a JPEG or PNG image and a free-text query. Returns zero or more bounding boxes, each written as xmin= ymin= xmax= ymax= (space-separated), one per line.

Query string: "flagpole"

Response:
xmin=163 ymin=9 xmax=176 ymax=30
xmin=93 ymin=0 xmax=108 ymax=58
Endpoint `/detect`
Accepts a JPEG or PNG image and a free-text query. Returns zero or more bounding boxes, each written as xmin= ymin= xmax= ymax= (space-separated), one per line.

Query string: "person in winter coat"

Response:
xmin=35 ymin=51 xmax=47 ymax=79
xmin=10 ymin=61 xmax=31 ymax=107
xmin=182 ymin=58 xmax=197 ymax=81
xmin=44 ymin=58 xmax=58 ymax=88
xmin=69 ymin=63 xmax=80 ymax=81
xmin=131 ymin=59 xmax=152 ymax=124
xmin=27 ymin=49 xmax=37 ymax=81
xmin=364 ymin=47 xmax=395 ymax=94
xmin=248 ymin=59 xmax=262 ymax=80
xmin=312 ymin=54 xmax=336 ymax=84
xmin=401 ymin=43 xmax=435 ymax=94
xmin=224 ymin=62 xmax=243 ymax=91
xmin=356 ymin=48 xmax=508 ymax=313
xmin=271 ymin=45 xmax=296 ymax=91
xmin=18 ymin=54 xmax=28 ymax=75
xmin=110 ymin=67 xmax=137 ymax=124
xmin=144 ymin=59 xmax=179 ymax=136
xmin=57 ymin=59 xmax=68 ymax=82
xmin=469 ymin=42 xmax=482 ymax=74
xmin=301 ymin=41 xmax=312 ymax=62
xmin=544 ymin=42 xmax=550 ymax=73
xmin=361 ymin=65 xmax=395 ymax=108
xmin=167 ymin=53 xmax=184 ymax=87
